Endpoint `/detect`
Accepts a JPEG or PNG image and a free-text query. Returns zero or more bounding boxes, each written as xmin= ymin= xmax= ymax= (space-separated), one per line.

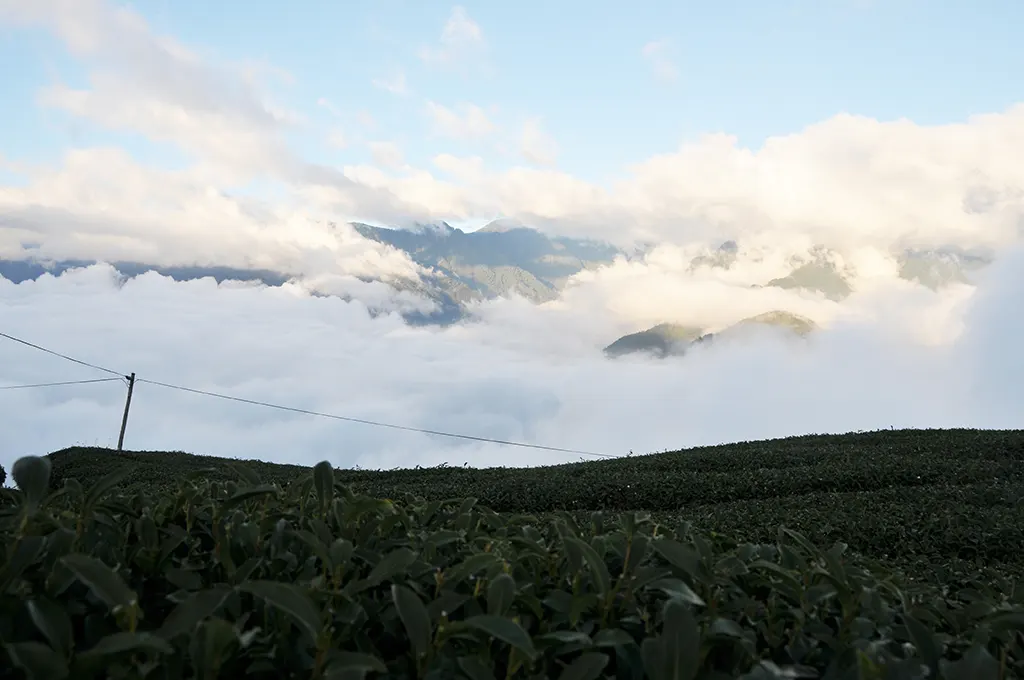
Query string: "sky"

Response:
xmin=1 ymin=0 xmax=1023 ymax=477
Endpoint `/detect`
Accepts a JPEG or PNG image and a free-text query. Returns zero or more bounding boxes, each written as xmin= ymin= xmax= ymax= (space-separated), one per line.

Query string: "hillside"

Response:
xmin=47 ymin=428 xmax=1024 ymax=582
xmin=604 ymin=310 xmax=817 ymax=358
xmin=3 ymin=428 xmax=1020 ymax=677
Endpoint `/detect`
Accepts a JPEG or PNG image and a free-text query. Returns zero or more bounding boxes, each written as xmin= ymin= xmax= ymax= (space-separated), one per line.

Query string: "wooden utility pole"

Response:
xmin=117 ymin=372 xmax=135 ymax=451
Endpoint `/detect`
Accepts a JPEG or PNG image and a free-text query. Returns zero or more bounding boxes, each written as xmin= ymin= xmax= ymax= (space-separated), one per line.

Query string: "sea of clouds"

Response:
xmin=2 ymin=0 xmax=1022 ymax=477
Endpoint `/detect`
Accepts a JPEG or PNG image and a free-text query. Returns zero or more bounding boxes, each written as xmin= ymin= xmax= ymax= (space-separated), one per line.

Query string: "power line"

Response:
xmin=137 ymin=377 xmax=620 ymax=459
xmin=0 ymin=332 xmax=126 ymax=378
xmin=1 ymin=329 xmax=621 ymax=459
xmin=0 ymin=377 xmax=124 ymax=391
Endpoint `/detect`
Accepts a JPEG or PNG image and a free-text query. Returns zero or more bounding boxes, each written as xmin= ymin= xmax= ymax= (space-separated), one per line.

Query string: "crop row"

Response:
xmin=2 ymin=454 xmax=1022 ymax=679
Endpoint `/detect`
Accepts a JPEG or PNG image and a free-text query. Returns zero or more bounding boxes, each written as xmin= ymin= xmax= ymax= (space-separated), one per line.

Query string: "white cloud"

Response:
xmin=372 ymin=71 xmax=409 ymax=96
xmin=0 ymin=148 xmax=424 ymax=282
xmin=356 ymin=110 xmax=377 ymax=129
xmin=2 ymin=246 xmax=1021 ymax=477
xmin=520 ymin=117 xmax=559 ymax=167
xmin=642 ymin=40 xmax=678 ymax=83
xmin=368 ymin=141 xmax=404 ymax=169
xmin=3 ymin=0 xmax=1024 ymax=475
xmin=425 ymin=101 xmax=496 ymax=139
xmin=317 ymin=97 xmax=342 ymax=117
xmin=418 ymin=6 xmax=485 ymax=66
xmin=433 ymin=153 xmax=485 ymax=181
xmin=327 ymin=129 xmax=348 ymax=149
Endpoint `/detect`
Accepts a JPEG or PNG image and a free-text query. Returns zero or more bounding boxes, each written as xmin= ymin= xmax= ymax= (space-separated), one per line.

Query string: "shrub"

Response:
xmin=1 ymin=455 xmax=1022 ymax=679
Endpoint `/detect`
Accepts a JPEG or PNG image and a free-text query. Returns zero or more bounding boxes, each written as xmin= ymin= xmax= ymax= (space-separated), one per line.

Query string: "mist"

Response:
xmin=2 ymin=240 xmax=1021 ymax=477
xmin=2 ymin=0 xmax=1023 ymax=477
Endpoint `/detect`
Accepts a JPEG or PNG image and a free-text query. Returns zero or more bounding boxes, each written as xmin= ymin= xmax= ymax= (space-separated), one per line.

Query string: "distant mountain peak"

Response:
xmin=478 ymin=217 xmax=529 ymax=233
xmin=604 ymin=310 xmax=818 ymax=359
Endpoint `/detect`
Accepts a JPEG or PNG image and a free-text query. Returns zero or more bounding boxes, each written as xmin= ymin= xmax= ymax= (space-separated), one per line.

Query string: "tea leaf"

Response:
xmin=239 ymin=580 xmax=323 ymax=642
xmin=26 ymin=598 xmax=74 ymax=658
xmin=60 ymin=553 xmax=136 ymax=610
xmin=464 ymin=615 xmax=538 ymax=660
xmin=558 ymin=652 xmax=610 ymax=680
xmin=391 ymin=583 xmax=433 ymax=659
xmin=4 ymin=641 xmax=69 ymax=680
xmin=12 ymin=456 xmax=51 ymax=510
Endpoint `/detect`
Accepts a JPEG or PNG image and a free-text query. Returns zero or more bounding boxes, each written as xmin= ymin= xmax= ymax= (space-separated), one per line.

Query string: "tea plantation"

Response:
xmin=1 ymin=428 xmax=1022 ymax=678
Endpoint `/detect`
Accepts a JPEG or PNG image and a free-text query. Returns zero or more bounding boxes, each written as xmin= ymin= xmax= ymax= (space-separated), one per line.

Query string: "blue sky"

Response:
xmin=3 ymin=0 xmax=1023 ymax=187
xmin=1 ymin=0 xmax=1023 ymax=244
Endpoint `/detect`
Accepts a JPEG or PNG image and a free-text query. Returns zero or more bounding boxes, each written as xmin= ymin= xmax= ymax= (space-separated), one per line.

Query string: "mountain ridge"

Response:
xmin=1 ymin=223 xmax=993 ymax=327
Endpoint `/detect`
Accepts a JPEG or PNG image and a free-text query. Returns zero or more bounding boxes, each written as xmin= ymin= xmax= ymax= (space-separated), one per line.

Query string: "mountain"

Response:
xmin=603 ymin=323 xmax=706 ymax=358
xmin=351 ymin=221 xmax=622 ymax=304
xmin=604 ymin=310 xmax=817 ymax=359
xmin=0 ymin=222 xmax=995 ymax=326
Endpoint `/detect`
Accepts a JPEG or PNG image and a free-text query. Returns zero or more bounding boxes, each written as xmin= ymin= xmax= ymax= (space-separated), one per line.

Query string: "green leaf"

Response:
xmin=648 ymin=578 xmax=706 ymax=607
xmin=12 ymin=456 xmax=51 ymax=510
xmin=313 ymin=460 xmax=335 ymax=510
xmin=804 ymin=582 xmax=838 ymax=606
xmin=938 ymin=643 xmax=1000 ymax=680
xmin=986 ymin=611 xmax=1024 ymax=635
xmin=464 ymin=615 xmax=538 ymax=660
xmin=0 ymin=535 xmax=45 ymax=592
xmin=366 ymin=547 xmax=417 ymax=585
xmin=239 ymin=580 xmax=323 ymax=642
xmin=593 ymin=628 xmax=634 ymax=648
xmin=903 ymin=613 xmax=941 ymax=677
xmin=165 ymin=567 xmax=203 ymax=591
xmin=219 ymin=485 xmax=278 ymax=514
xmin=329 ymin=538 xmax=354 ymax=567
xmin=558 ymin=652 xmax=610 ymax=680
xmin=26 ymin=598 xmax=74 ymax=658
xmin=540 ymin=631 xmax=594 ymax=646
xmin=323 ymin=651 xmax=388 ymax=679
xmin=391 ymin=584 xmax=433 ymax=659
xmin=195 ymin=617 xmax=238 ymax=674
xmin=456 ymin=656 xmax=497 ymax=680
xmin=78 ymin=632 xmax=173 ymax=660
xmin=226 ymin=461 xmax=262 ymax=486
xmin=565 ymin=537 xmax=612 ymax=596
xmin=59 ymin=553 xmax=137 ymax=611
xmin=486 ymin=572 xmax=517 ymax=616
xmin=647 ymin=598 xmax=701 ymax=680
xmin=82 ymin=465 xmax=132 ymax=510
xmin=159 ymin=587 xmax=232 ymax=639
xmin=651 ymin=539 xmax=701 ymax=579
xmin=445 ymin=552 xmax=502 ymax=584
xmin=708 ymin=618 xmax=746 ymax=640
xmin=4 ymin=641 xmax=69 ymax=680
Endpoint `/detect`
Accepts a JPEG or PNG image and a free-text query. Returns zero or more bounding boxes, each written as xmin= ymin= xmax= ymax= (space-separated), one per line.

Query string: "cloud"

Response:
xmin=356 ymin=111 xmax=377 ymax=129
xmin=425 ymin=101 xmax=496 ymax=140
xmin=317 ymin=97 xmax=342 ymax=117
xmin=2 ymin=245 xmax=1021 ymax=477
xmin=368 ymin=141 xmax=404 ymax=169
xmin=372 ymin=71 xmax=409 ymax=96
xmin=0 ymin=148 xmax=425 ymax=283
xmin=327 ymin=129 xmax=348 ymax=149
xmin=519 ymin=117 xmax=559 ymax=167
xmin=2 ymin=0 xmax=1024 ymax=477
xmin=433 ymin=154 xmax=485 ymax=181
xmin=418 ymin=6 xmax=485 ymax=67
xmin=642 ymin=40 xmax=678 ymax=83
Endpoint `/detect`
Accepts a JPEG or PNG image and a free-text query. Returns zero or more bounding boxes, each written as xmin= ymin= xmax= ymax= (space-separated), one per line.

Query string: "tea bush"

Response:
xmin=2 ymin=449 xmax=1023 ymax=679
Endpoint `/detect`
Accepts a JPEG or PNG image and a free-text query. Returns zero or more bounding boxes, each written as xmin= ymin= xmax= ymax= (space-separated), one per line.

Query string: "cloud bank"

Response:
xmin=2 ymin=243 xmax=1020 ymax=478
xmin=1 ymin=0 xmax=1022 ymax=476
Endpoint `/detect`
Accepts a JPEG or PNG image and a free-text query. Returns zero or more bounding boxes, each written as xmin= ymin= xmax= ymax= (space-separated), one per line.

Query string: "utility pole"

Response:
xmin=117 ymin=372 xmax=135 ymax=451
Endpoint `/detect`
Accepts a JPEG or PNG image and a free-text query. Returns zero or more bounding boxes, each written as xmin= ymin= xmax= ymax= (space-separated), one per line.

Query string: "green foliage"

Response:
xmin=2 ymin=443 xmax=1023 ymax=679
xmin=45 ymin=429 xmax=1024 ymax=584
